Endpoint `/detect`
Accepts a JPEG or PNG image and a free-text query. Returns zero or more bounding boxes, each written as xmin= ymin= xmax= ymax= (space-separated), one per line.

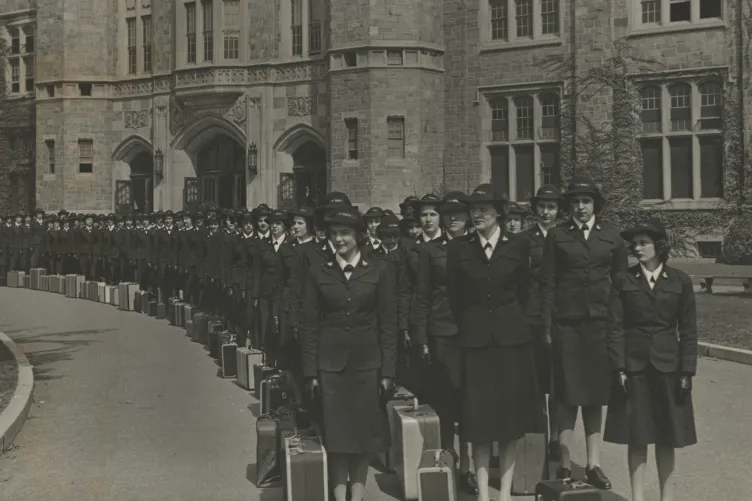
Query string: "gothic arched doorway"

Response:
xmin=130 ymin=152 xmax=154 ymax=213
xmin=291 ymin=142 xmax=326 ymax=208
xmin=196 ymin=134 xmax=246 ymax=209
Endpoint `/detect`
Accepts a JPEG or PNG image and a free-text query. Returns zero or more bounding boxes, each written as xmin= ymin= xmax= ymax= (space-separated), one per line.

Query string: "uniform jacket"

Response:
xmin=111 ymin=228 xmax=128 ymax=260
xmin=237 ymin=233 xmax=262 ymax=298
xmin=412 ymin=234 xmax=469 ymax=344
xmin=607 ymin=264 xmax=698 ymax=375
xmin=156 ymin=226 xmax=177 ymax=264
xmin=178 ymin=228 xmax=199 ymax=268
xmin=202 ymin=231 xmax=223 ymax=280
xmin=31 ymin=220 xmax=46 ymax=248
xmin=256 ymin=238 xmax=281 ymax=299
xmin=0 ymin=224 xmax=11 ymax=266
xmin=133 ymin=229 xmax=151 ymax=262
xmin=540 ymin=217 xmax=629 ymax=328
xmin=301 ymin=255 xmax=397 ymax=378
xmin=76 ymin=226 xmax=97 ymax=256
xmin=446 ymin=230 xmax=532 ymax=348
xmin=521 ymin=224 xmax=550 ymax=318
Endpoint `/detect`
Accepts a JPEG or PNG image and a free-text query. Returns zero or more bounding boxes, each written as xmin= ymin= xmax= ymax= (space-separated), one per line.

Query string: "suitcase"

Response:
xmin=127 ymin=283 xmax=139 ymax=311
xmin=23 ymin=274 xmax=30 ymax=288
xmin=118 ymin=283 xmax=130 ymax=310
xmin=380 ymin=387 xmax=419 ymax=472
xmin=176 ymin=301 xmax=185 ymax=326
xmin=99 ymin=283 xmax=109 ymax=303
xmin=261 ymin=373 xmax=293 ymax=414
xmin=394 ymin=404 xmax=442 ymax=501
xmin=156 ymin=302 xmax=166 ymax=319
xmin=183 ymin=304 xmax=195 ymax=324
xmin=417 ymin=449 xmax=457 ymax=501
xmin=221 ymin=342 xmax=238 ymax=378
xmin=209 ymin=329 xmax=230 ymax=359
xmin=535 ymin=480 xmax=603 ymax=501
xmin=206 ymin=320 xmax=224 ymax=349
xmin=512 ymin=431 xmax=550 ymax=494
xmin=256 ymin=409 xmax=296 ymax=487
xmin=135 ymin=290 xmax=149 ymax=313
xmin=168 ymin=298 xmax=180 ymax=325
xmin=185 ymin=320 xmax=194 ymax=339
xmin=30 ymin=268 xmax=46 ymax=290
xmin=65 ymin=274 xmax=84 ymax=298
xmin=254 ymin=363 xmax=279 ymax=400
xmin=54 ymin=275 xmax=62 ymax=293
xmin=6 ymin=272 xmax=18 ymax=288
xmin=89 ymin=281 xmax=101 ymax=301
xmin=236 ymin=348 xmax=264 ymax=390
xmin=147 ymin=300 xmax=157 ymax=317
xmin=111 ymin=286 xmax=119 ymax=307
xmin=193 ymin=313 xmax=208 ymax=343
xmin=284 ymin=434 xmax=329 ymax=501
xmin=40 ymin=275 xmax=48 ymax=291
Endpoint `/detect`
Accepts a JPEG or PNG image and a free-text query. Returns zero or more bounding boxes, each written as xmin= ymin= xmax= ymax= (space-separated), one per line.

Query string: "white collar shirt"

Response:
xmin=478 ymin=226 xmax=502 ymax=259
xmin=335 ymin=251 xmax=361 ymax=280
xmin=574 ymin=215 xmax=597 ymax=240
xmin=640 ymin=263 xmax=664 ymax=290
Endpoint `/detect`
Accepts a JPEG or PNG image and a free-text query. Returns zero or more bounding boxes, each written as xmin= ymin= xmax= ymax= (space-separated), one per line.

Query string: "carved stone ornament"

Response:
xmin=125 ymin=0 xmax=136 ymax=10
xmin=141 ymin=0 xmax=150 ymax=8
xmin=287 ymin=97 xmax=312 ymax=117
xmin=249 ymin=97 xmax=261 ymax=108
xmin=124 ymin=109 xmax=151 ymax=129
xmin=170 ymin=96 xmax=186 ymax=135
xmin=224 ymin=94 xmax=247 ymax=127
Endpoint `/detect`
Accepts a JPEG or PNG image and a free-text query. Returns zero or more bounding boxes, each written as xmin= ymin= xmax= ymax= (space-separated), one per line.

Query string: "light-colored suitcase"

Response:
xmin=380 ymin=387 xmax=419 ymax=472
xmin=6 ymin=271 xmax=16 ymax=287
xmin=394 ymin=405 xmax=442 ymax=501
xmin=23 ymin=274 xmax=30 ymax=288
xmin=127 ymin=283 xmax=139 ymax=311
xmin=30 ymin=268 xmax=46 ymax=290
xmin=417 ymin=449 xmax=457 ymax=501
xmin=236 ymin=348 xmax=264 ymax=390
xmin=40 ymin=275 xmax=48 ymax=291
xmin=92 ymin=281 xmax=105 ymax=301
xmin=284 ymin=434 xmax=329 ymax=501
xmin=98 ymin=283 xmax=108 ymax=303
xmin=109 ymin=285 xmax=119 ymax=306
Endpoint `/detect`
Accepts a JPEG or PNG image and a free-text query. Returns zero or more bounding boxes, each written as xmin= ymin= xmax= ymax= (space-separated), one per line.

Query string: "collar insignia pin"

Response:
xmin=361 ymin=260 xmax=368 ymax=267
xmin=569 ymin=225 xmax=575 ymax=230
xmin=635 ymin=272 xmax=641 ymax=279
xmin=502 ymin=235 xmax=508 ymax=242
xmin=662 ymin=271 xmax=668 ymax=278
xmin=596 ymin=224 xmax=601 ymax=230
xmin=326 ymin=261 xmax=334 ymax=268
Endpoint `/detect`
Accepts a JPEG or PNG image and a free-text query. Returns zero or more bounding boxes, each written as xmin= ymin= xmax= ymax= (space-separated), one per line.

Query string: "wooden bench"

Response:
xmin=696 ymin=276 xmax=752 ymax=293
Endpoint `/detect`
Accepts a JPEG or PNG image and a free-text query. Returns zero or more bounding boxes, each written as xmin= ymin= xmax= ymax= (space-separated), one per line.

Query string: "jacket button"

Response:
xmin=347 ymin=297 xmax=352 ymax=302
xmin=487 ymin=294 xmax=491 ymax=299
xmin=346 ymin=312 xmax=350 ymax=317
xmin=488 ymin=309 xmax=492 ymax=313
xmin=345 ymin=326 xmax=350 ymax=332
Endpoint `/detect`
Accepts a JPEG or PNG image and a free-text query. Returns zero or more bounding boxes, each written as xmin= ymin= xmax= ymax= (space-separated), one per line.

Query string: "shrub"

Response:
xmin=722 ymin=213 xmax=752 ymax=264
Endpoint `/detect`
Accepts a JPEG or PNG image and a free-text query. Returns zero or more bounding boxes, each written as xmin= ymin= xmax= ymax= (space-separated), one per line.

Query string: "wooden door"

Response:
xmin=184 ymin=177 xmax=199 ymax=212
xmin=115 ymin=180 xmax=133 ymax=215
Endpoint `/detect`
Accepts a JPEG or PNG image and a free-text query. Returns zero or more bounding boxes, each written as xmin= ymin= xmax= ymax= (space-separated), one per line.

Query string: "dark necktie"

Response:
xmin=484 ymin=242 xmax=493 ymax=258
xmin=343 ymin=264 xmax=354 ymax=272
xmin=650 ymin=275 xmax=656 ymax=288
xmin=581 ymin=223 xmax=589 ymax=238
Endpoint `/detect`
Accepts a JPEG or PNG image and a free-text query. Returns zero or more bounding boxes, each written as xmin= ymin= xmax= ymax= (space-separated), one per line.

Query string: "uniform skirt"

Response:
xmin=420 ymin=336 xmax=463 ymax=422
xmin=462 ymin=342 xmax=545 ymax=444
xmin=553 ymin=319 xmax=612 ymax=407
xmin=603 ymin=366 xmax=697 ymax=448
xmin=320 ymin=366 xmax=390 ymax=454
xmin=529 ymin=318 xmax=552 ymax=394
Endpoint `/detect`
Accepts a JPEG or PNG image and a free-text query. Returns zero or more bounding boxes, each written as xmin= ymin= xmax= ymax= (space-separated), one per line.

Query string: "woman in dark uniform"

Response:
xmin=604 ymin=218 xmax=697 ymax=501
xmin=446 ymin=184 xmax=544 ymax=501
xmin=301 ymin=205 xmax=396 ymax=501
xmin=540 ymin=175 xmax=629 ymax=488
xmin=413 ymin=192 xmax=478 ymax=495
xmin=521 ymin=184 xmax=565 ymax=460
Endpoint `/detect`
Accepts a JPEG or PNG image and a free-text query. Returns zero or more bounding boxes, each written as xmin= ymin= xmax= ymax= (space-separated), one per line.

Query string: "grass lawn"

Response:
xmin=0 ymin=340 xmax=19 ymax=415
xmin=696 ymin=293 xmax=752 ymax=351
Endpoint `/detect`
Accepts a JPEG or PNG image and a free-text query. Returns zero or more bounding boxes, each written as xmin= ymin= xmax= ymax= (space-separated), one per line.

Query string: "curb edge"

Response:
xmin=699 ymin=341 xmax=752 ymax=367
xmin=0 ymin=331 xmax=34 ymax=455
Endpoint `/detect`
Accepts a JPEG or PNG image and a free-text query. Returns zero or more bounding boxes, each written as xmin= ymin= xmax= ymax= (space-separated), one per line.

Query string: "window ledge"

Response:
xmin=480 ymin=38 xmax=563 ymax=54
xmin=627 ymin=20 xmax=725 ymax=38
xmin=640 ymin=198 xmax=726 ymax=210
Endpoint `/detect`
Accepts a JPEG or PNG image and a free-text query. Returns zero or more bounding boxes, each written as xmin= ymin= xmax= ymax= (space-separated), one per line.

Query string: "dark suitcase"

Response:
xmin=535 ymin=480 xmax=603 ymax=501
xmin=209 ymin=329 xmax=228 ymax=359
xmin=156 ymin=302 xmax=167 ymax=320
xmin=221 ymin=342 xmax=238 ymax=378
xmin=261 ymin=373 xmax=293 ymax=414
xmin=256 ymin=408 xmax=296 ymax=487
xmin=283 ymin=433 xmax=328 ymax=501
xmin=148 ymin=300 xmax=158 ymax=317
xmin=168 ymin=298 xmax=181 ymax=326
xmin=254 ymin=363 xmax=279 ymax=400
xmin=417 ymin=449 xmax=457 ymax=501
xmin=195 ymin=313 xmax=210 ymax=344
xmin=185 ymin=320 xmax=195 ymax=339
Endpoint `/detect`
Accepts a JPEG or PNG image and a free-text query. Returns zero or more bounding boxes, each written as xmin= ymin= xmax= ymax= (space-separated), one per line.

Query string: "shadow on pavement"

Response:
xmin=13 ymin=331 xmax=110 ymax=381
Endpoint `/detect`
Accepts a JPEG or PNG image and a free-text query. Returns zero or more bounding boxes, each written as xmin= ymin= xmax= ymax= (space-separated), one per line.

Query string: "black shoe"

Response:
xmin=548 ymin=440 xmax=561 ymax=462
xmin=586 ymin=465 xmax=612 ymax=490
xmin=459 ymin=472 xmax=479 ymax=495
xmin=556 ymin=466 xmax=572 ymax=480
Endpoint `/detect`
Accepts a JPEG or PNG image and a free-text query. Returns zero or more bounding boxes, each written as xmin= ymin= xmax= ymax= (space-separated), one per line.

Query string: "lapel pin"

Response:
xmin=502 ymin=235 xmax=508 ymax=242
xmin=634 ymin=272 xmax=641 ymax=279
xmin=536 ymin=231 xmax=541 ymax=237
xmin=662 ymin=271 xmax=668 ymax=279
xmin=326 ymin=261 xmax=334 ymax=268
xmin=442 ymin=240 xmax=447 ymax=246
xmin=596 ymin=224 xmax=601 ymax=230
xmin=569 ymin=225 xmax=575 ymax=230
xmin=361 ymin=260 xmax=368 ymax=267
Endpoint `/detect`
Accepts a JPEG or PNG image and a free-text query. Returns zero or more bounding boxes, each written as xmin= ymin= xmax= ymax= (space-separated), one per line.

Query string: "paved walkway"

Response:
xmin=0 ymin=287 xmax=750 ymax=501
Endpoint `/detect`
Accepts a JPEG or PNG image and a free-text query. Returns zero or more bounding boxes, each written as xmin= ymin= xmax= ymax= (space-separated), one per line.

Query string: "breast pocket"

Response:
xmin=656 ymin=282 xmax=683 ymax=318
xmin=621 ymin=282 xmax=651 ymax=320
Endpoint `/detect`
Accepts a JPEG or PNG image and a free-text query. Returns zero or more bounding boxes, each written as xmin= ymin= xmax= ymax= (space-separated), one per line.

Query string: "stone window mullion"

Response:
xmin=302 ymin=0 xmax=310 ymax=56
xmin=661 ymin=83 xmax=672 ymax=200
xmin=691 ymin=82 xmax=702 ymax=199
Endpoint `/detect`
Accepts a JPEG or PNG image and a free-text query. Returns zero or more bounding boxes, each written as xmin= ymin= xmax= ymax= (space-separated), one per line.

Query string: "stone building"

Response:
xmin=0 ymin=0 xmax=747 ymax=255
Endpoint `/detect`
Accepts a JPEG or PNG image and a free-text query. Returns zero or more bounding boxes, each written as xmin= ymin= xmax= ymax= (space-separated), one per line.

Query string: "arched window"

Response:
xmin=490 ymin=97 xmax=509 ymax=141
xmin=669 ymin=83 xmax=691 ymax=131
xmin=515 ymin=95 xmax=533 ymax=139
xmin=640 ymin=86 xmax=661 ymax=133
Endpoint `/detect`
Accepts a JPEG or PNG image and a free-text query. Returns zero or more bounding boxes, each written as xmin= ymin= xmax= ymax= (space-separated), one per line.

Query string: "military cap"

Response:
xmin=268 ymin=209 xmax=289 ymax=223
xmin=377 ymin=214 xmax=401 ymax=236
xmin=364 ymin=207 xmax=385 ymax=219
